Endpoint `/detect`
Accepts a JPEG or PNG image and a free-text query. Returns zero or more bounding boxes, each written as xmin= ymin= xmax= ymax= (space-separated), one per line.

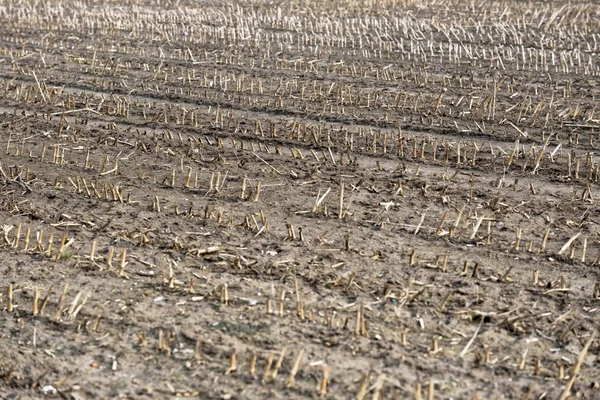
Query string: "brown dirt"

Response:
xmin=1 ymin=0 xmax=599 ymax=399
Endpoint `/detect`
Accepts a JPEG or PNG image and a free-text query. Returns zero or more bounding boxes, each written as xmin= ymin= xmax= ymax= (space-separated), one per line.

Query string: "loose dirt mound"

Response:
xmin=0 ymin=0 xmax=599 ymax=399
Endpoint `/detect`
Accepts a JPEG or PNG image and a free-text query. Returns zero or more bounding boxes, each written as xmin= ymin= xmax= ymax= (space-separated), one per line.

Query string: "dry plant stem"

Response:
xmin=68 ymin=291 xmax=88 ymax=320
xmin=32 ymin=287 xmax=40 ymax=316
xmin=360 ymin=302 xmax=367 ymax=336
xmin=524 ymin=382 xmax=537 ymax=400
xmin=539 ymin=227 xmax=550 ymax=253
xmin=168 ymin=262 xmax=175 ymax=289
xmin=55 ymin=233 xmax=67 ymax=260
xmin=356 ymin=371 xmax=370 ymax=400
xmin=39 ymin=285 xmax=54 ymax=315
xmin=55 ymin=283 xmax=69 ymax=320
xmin=286 ymin=348 xmax=304 ymax=387
xmin=13 ymin=223 xmax=21 ymax=248
xmin=319 ymin=364 xmax=329 ymax=397
xmin=46 ymin=233 xmax=53 ymax=255
xmin=194 ymin=339 xmax=202 ymax=361
xmin=93 ymin=313 xmax=102 ymax=332
xmin=514 ymin=228 xmax=522 ymax=250
xmin=254 ymin=181 xmax=261 ymax=202
xmin=225 ymin=348 xmax=237 ymax=375
xmin=313 ymin=187 xmax=331 ymax=212
xmin=431 ymin=336 xmax=439 ymax=353
xmin=107 ymin=247 xmax=114 ymax=270
xmin=415 ymin=383 xmax=422 ymax=400
xmin=7 ymin=283 xmax=13 ymax=312
xmin=262 ymin=352 xmax=274 ymax=384
xmin=558 ymin=232 xmax=581 ymax=255
xmin=460 ymin=319 xmax=484 ymax=358
xmin=241 ymin=175 xmax=247 ymax=199
xmin=435 ymin=211 xmax=448 ymax=234
xmin=296 ymin=301 xmax=305 ymax=320
xmin=452 ymin=205 xmax=465 ymax=236
xmin=428 ymin=379 xmax=435 ymax=400
xmin=249 ymin=353 xmax=256 ymax=377
xmin=519 ymin=349 xmax=528 ymax=369
xmin=558 ymin=331 xmax=597 ymax=400
xmin=414 ymin=212 xmax=426 ymax=235
xmin=23 ymin=227 xmax=30 ymax=252
xmin=32 ymin=71 xmax=47 ymax=103
xmin=470 ymin=215 xmax=485 ymax=239
xmin=272 ymin=346 xmax=287 ymax=379
xmin=266 ymin=297 xmax=273 ymax=314
xmin=158 ymin=330 xmax=165 ymax=353
xmin=89 ymin=240 xmax=96 ymax=261
xmin=35 ymin=230 xmax=44 ymax=252
xmin=372 ymin=373 xmax=385 ymax=400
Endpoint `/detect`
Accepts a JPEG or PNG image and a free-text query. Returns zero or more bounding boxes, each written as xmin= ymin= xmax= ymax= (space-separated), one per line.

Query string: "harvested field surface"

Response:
xmin=1 ymin=0 xmax=600 ymax=398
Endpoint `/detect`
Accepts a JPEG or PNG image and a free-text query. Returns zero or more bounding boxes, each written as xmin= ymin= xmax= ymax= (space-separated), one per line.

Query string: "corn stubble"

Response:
xmin=0 ymin=0 xmax=599 ymax=398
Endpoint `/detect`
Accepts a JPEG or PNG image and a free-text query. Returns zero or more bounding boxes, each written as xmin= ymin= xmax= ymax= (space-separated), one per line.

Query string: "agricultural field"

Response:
xmin=1 ymin=0 xmax=599 ymax=398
